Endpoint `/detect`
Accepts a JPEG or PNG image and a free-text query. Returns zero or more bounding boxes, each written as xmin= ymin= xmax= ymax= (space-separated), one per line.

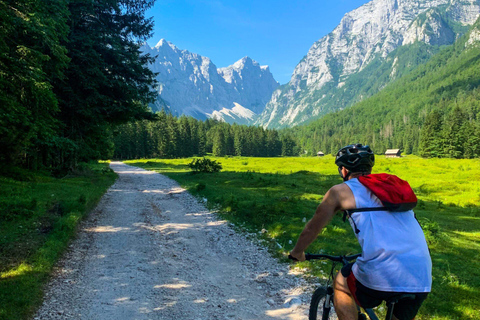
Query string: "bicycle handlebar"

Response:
xmin=288 ymin=253 xmax=361 ymax=263
xmin=305 ymin=253 xmax=361 ymax=261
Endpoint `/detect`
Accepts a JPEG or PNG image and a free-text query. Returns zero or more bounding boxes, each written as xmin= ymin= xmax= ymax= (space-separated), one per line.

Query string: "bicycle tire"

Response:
xmin=309 ymin=287 xmax=337 ymax=320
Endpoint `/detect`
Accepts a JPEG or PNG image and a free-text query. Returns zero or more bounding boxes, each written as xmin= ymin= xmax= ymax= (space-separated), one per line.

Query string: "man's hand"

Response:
xmin=289 ymin=250 xmax=306 ymax=262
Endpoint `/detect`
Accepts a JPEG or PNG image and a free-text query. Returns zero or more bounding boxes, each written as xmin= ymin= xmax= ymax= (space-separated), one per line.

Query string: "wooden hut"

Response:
xmin=317 ymin=151 xmax=325 ymax=157
xmin=385 ymin=149 xmax=401 ymax=158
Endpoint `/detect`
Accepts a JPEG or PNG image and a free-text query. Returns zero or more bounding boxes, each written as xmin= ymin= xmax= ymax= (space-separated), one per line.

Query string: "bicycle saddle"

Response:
xmin=385 ymin=293 xmax=416 ymax=305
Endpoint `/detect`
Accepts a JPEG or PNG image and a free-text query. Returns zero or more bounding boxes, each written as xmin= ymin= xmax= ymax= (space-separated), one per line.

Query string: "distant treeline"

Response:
xmin=113 ymin=111 xmax=299 ymax=159
xmin=1 ymin=0 xmax=156 ymax=171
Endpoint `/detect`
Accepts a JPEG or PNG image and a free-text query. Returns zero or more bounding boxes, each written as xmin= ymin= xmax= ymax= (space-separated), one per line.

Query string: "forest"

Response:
xmin=0 ymin=0 xmax=157 ymax=173
xmin=112 ymin=111 xmax=299 ymax=159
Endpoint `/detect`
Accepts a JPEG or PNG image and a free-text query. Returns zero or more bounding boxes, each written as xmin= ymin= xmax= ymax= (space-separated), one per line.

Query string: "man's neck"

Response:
xmin=348 ymin=172 xmax=370 ymax=180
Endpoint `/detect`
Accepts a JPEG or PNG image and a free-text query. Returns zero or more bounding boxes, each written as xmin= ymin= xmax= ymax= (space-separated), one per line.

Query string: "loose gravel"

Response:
xmin=34 ymin=162 xmax=317 ymax=320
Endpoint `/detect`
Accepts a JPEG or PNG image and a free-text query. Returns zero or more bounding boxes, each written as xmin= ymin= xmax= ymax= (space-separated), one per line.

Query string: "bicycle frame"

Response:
xmin=304 ymin=253 xmax=380 ymax=320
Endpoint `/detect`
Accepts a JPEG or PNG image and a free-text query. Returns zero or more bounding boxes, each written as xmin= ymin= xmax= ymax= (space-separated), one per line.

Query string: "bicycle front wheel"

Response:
xmin=309 ymin=287 xmax=337 ymax=320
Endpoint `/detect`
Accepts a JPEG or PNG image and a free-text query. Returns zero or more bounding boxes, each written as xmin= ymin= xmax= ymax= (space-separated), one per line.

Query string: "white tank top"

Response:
xmin=344 ymin=178 xmax=432 ymax=292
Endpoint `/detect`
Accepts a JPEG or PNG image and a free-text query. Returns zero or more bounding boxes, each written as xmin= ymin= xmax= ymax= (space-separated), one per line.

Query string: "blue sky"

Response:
xmin=145 ymin=0 xmax=370 ymax=84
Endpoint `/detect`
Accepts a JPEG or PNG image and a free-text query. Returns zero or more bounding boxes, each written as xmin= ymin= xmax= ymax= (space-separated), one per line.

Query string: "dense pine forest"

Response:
xmin=0 ymin=0 xmax=157 ymax=172
xmin=113 ymin=111 xmax=299 ymax=159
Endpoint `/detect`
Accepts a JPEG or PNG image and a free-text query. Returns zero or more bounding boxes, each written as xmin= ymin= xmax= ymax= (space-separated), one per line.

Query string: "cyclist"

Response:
xmin=290 ymin=144 xmax=431 ymax=320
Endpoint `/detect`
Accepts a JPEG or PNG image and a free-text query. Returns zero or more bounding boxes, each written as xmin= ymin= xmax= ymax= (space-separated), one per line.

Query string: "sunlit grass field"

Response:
xmin=0 ymin=162 xmax=116 ymax=320
xmin=127 ymin=155 xmax=480 ymax=320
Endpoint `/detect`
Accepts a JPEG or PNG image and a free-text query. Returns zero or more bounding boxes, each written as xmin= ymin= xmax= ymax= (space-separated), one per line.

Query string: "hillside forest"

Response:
xmin=290 ymin=20 xmax=480 ymax=159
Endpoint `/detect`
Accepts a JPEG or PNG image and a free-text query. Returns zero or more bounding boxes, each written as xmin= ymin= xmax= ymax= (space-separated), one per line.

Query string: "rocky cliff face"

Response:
xmin=257 ymin=0 xmax=480 ymax=128
xmin=142 ymin=40 xmax=279 ymax=123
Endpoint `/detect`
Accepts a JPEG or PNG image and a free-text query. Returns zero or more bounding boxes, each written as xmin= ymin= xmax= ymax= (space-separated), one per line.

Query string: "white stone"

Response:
xmin=283 ymin=297 xmax=302 ymax=308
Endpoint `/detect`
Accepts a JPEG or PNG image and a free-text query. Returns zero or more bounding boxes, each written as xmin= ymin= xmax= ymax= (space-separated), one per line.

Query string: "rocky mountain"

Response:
xmin=141 ymin=40 xmax=279 ymax=124
xmin=257 ymin=0 xmax=480 ymax=128
xmin=290 ymin=17 xmax=480 ymax=156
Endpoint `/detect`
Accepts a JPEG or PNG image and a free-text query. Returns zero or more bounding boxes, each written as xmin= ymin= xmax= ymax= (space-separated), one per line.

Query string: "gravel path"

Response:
xmin=34 ymin=162 xmax=314 ymax=320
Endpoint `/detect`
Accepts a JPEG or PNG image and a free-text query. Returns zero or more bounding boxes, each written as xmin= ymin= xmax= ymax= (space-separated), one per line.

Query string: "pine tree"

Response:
xmin=443 ymin=107 xmax=465 ymax=159
xmin=419 ymin=110 xmax=443 ymax=158
xmin=212 ymin=128 xmax=226 ymax=157
xmin=463 ymin=121 xmax=480 ymax=158
xmin=234 ymin=126 xmax=245 ymax=156
xmin=54 ymin=0 xmax=157 ymax=164
xmin=178 ymin=116 xmax=193 ymax=157
xmin=0 ymin=0 xmax=69 ymax=167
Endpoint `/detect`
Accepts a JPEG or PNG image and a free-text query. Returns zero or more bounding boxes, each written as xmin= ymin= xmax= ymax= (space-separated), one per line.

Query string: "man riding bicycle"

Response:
xmin=290 ymin=144 xmax=432 ymax=320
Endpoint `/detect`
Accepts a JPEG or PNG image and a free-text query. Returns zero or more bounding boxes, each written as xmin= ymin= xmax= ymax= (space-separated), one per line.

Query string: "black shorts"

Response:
xmin=341 ymin=263 xmax=428 ymax=320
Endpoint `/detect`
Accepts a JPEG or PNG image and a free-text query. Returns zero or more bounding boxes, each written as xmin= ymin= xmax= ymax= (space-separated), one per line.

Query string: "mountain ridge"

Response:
xmin=257 ymin=0 xmax=480 ymax=128
xmin=290 ymin=16 xmax=480 ymax=158
xmin=142 ymin=40 xmax=279 ymax=124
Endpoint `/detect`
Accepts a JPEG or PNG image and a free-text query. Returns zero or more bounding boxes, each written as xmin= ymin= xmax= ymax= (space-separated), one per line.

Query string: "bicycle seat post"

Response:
xmin=384 ymin=294 xmax=415 ymax=320
xmin=385 ymin=302 xmax=395 ymax=320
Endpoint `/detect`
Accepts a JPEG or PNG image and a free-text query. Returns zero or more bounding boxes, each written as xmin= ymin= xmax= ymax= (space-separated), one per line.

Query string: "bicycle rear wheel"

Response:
xmin=309 ymin=287 xmax=337 ymax=320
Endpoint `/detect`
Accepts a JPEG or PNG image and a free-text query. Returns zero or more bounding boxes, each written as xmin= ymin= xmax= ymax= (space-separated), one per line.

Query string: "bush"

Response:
xmin=419 ymin=218 xmax=442 ymax=245
xmin=188 ymin=158 xmax=222 ymax=173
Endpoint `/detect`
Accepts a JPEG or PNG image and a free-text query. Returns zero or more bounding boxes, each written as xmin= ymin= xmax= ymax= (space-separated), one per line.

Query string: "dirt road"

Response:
xmin=34 ymin=162 xmax=311 ymax=319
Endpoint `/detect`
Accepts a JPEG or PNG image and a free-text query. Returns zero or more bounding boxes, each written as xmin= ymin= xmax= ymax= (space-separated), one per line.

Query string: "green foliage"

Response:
xmin=188 ymin=158 xmax=222 ymax=173
xmin=418 ymin=218 xmax=442 ymax=246
xmin=195 ymin=182 xmax=207 ymax=191
xmin=0 ymin=0 xmax=157 ymax=170
xmin=0 ymin=162 xmax=116 ymax=320
xmin=128 ymin=156 xmax=480 ymax=319
xmin=0 ymin=0 xmax=69 ymax=166
xmin=420 ymin=110 xmax=444 ymax=158
xmin=52 ymin=0 xmax=157 ymax=166
xmin=289 ymin=21 xmax=480 ymax=159
xmin=113 ymin=111 xmax=298 ymax=159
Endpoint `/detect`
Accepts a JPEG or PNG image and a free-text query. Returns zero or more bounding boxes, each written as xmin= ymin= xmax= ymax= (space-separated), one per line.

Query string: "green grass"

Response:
xmin=126 ymin=155 xmax=480 ymax=320
xmin=0 ymin=162 xmax=116 ymax=320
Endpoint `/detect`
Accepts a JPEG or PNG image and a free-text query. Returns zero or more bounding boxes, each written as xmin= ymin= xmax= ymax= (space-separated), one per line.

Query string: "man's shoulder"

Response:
xmin=329 ymin=182 xmax=350 ymax=193
xmin=328 ymin=183 xmax=353 ymax=200
xmin=327 ymin=182 xmax=355 ymax=210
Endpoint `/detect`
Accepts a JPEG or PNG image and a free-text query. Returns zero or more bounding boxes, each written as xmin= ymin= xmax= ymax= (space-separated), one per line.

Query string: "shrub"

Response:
xmin=101 ymin=167 xmax=114 ymax=174
xmin=419 ymin=218 xmax=442 ymax=245
xmin=188 ymin=158 xmax=222 ymax=173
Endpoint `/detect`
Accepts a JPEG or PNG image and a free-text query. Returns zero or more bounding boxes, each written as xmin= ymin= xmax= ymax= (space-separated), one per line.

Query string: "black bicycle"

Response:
xmin=289 ymin=253 xmax=415 ymax=320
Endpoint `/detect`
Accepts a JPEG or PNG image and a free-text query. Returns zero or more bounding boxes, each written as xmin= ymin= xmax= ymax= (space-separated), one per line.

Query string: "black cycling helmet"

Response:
xmin=335 ymin=144 xmax=375 ymax=172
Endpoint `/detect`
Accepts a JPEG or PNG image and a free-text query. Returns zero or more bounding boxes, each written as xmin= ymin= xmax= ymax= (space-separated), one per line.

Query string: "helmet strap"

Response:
xmin=338 ymin=166 xmax=352 ymax=181
xmin=343 ymin=170 xmax=352 ymax=182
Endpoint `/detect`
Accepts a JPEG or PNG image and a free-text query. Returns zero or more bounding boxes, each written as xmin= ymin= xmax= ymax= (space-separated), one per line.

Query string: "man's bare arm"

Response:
xmin=290 ymin=184 xmax=354 ymax=261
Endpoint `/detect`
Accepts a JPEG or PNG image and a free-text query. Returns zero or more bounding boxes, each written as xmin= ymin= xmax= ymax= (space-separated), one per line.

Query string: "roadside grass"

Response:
xmin=0 ymin=162 xmax=116 ymax=320
xmin=126 ymin=156 xmax=480 ymax=320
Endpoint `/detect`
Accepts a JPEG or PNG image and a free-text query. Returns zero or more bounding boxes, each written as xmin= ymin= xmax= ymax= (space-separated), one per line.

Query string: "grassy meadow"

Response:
xmin=126 ymin=155 xmax=480 ymax=320
xmin=0 ymin=162 xmax=116 ymax=320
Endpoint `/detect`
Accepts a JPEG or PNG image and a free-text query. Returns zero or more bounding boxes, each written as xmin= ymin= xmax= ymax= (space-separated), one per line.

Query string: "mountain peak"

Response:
xmin=143 ymin=40 xmax=279 ymax=122
xmin=256 ymin=0 xmax=480 ymax=128
xmin=154 ymin=39 xmax=177 ymax=50
xmin=232 ymin=56 xmax=257 ymax=69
